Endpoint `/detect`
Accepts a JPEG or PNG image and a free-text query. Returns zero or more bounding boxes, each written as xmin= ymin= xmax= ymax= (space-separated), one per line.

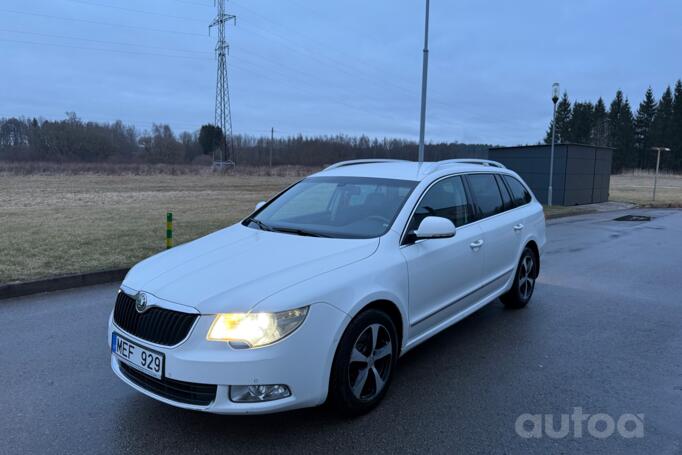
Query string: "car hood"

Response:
xmin=122 ymin=224 xmax=379 ymax=314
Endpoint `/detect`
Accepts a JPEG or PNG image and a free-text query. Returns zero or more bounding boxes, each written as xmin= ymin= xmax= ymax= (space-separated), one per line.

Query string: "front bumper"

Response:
xmin=108 ymin=302 xmax=349 ymax=414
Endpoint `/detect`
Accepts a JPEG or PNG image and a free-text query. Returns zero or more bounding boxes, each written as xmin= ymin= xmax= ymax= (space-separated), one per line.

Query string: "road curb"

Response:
xmin=0 ymin=268 xmax=129 ymax=300
xmin=544 ymin=209 xmax=597 ymax=220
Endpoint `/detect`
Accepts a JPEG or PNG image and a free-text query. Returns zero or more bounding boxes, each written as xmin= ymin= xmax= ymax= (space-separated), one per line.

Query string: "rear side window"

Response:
xmin=495 ymin=174 xmax=514 ymax=210
xmin=466 ymin=174 xmax=504 ymax=219
xmin=408 ymin=175 xmax=473 ymax=231
xmin=503 ymin=175 xmax=532 ymax=207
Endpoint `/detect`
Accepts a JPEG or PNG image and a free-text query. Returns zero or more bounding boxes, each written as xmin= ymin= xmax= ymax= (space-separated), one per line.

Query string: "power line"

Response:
xmin=235 ymin=20 xmax=422 ymax=103
xmin=0 ymin=29 xmax=211 ymax=55
xmin=3 ymin=3 xmax=447 ymax=135
xmin=4 ymin=4 xmax=449 ymax=113
xmin=232 ymin=1 xmax=418 ymax=94
xmin=230 ymin=0 xmax=454 ymax=112
xmin=236 ymin=23 xmax=433 ymax=111
xmin=0 ymin=8 xmax=205 ymax=37
xmin=2 ymin=38 xmax=434 ymax=124
xmin=65 ymin=0 xmax=206 ymax=23
xmin=0 ymin=38 xmax=212 ymax=61
xmin=0 ymin=31 xmax=393 ymax=106
xmin=3 ymin=35 xmax=411 ymax=120
xmin=165 ymin=0 xmax=214 ymax=7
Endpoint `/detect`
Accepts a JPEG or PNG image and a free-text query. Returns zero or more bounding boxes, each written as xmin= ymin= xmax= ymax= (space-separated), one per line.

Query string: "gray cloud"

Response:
xmin=1 ymin=0 xmax=681 ymax=145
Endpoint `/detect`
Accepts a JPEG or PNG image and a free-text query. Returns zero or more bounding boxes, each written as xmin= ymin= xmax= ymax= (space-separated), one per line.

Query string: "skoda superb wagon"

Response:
xmin=108 ymin=159 xmax=546 ymax=415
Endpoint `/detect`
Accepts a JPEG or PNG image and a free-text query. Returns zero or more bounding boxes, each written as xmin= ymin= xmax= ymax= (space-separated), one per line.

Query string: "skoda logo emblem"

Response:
xmin=135 ymin=292 xmax=149 ymax=313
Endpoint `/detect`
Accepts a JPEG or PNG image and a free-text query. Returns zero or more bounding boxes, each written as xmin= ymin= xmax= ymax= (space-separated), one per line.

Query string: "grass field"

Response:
xmin=610 ymin=171 xmax=682 ymax=206
xmin=0 ymin=171 xmax=302 ymax=283
xmin=1 ymin=166 xmax=680 ymax=283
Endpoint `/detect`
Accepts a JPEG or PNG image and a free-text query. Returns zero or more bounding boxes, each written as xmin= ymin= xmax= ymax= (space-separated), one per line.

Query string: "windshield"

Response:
xmin=245 ymin=176 xmax=418 ymax=239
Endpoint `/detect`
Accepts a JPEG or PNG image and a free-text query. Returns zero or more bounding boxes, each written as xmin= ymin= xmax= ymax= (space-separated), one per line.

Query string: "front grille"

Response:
xmin=119 ymin=362 xmax=216 ymax=406
xmin=113 ymin=292 xmax=198 ymax=346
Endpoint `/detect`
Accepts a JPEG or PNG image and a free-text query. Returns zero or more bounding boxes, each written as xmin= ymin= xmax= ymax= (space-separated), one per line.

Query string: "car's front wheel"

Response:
xmin=329 ymin=309 xmax=398 ymax=415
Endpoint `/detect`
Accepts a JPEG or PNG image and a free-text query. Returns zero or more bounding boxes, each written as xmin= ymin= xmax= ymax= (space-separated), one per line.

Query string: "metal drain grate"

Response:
xmin=614 ymin=215 xmax=652 ymax=222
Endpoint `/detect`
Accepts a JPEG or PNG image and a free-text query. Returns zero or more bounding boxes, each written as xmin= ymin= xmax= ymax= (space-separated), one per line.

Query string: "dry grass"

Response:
xmin=0 ymin=172 xmax=301 ymax=283
xmin=542 ymin=172 xmax=682 ymax=218
xmin=610 ymin=171 xmax=682 ymax=207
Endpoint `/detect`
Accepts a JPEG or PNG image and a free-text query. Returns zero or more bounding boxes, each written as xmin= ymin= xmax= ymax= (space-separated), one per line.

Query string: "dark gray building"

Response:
xmin=488 ymin=144 xmax=614 ymax=206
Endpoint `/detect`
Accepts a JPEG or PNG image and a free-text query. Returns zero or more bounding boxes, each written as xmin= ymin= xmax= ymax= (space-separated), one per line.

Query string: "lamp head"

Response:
xmin=552 ymin=83 xmax=560 ymax=104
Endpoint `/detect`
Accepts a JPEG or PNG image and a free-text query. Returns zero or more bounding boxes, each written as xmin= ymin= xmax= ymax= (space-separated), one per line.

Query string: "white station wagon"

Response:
xmin=109 ymin=159 xmax=546 ymax=415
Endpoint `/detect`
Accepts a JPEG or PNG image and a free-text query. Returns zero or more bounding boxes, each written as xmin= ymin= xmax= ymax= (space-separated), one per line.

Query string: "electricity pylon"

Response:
xmin=209 ymin=0 xmax=236 ymax=166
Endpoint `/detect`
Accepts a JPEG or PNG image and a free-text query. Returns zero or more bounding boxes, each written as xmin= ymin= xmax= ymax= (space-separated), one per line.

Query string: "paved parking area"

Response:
xmin=1 ymin=209 xmax=681 ymax=454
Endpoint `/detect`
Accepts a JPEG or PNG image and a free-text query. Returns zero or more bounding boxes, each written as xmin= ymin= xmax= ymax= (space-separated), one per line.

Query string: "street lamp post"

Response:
xmin=548 ymin=83 xmax=560 ymax=206
xmin=651 ymin=147 xmax=671 ymax=201
xmin=417 ymin=0 xmax=430 ymax=164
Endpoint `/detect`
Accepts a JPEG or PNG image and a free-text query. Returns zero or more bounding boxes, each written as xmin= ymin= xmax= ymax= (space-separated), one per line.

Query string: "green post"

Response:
xmin=166 ymin=212 xmax=173 ymax=249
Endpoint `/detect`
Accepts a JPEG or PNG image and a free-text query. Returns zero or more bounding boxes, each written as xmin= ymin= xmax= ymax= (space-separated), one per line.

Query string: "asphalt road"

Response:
xmin=1 ymin=208 xmax=681 ymax=454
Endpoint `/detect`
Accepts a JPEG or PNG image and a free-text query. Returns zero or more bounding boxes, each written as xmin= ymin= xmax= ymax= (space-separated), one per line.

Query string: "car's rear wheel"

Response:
xmin=501 ymin=247 xmax=538 ymax=309
xmin=329 ymin=309 xmax=398 ymax=415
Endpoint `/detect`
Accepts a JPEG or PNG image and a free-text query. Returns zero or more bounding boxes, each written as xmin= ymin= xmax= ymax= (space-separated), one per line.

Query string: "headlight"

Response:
xmin=207 ymin=306 xmax=309 ymax=348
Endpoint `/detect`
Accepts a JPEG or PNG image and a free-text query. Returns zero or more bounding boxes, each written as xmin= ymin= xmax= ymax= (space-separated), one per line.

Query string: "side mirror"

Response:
xmin=412 ymin=216 xmax=456 ymax=241
xmin=255 ymin=201 xmax=266 ymax=211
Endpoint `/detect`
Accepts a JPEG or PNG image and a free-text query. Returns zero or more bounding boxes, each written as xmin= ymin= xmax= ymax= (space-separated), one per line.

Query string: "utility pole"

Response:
xmin=270 ymin=127 xmax=274 ymax=168
xmin=209 ymin=0 xmax=236 ymax=167
xmin=651 ymin=147 xmax=671 ymax=201
xmin=417 ymin=0 xmax=430 ymax=164
xmin=548 ymin=83 xmax=560 ymax=206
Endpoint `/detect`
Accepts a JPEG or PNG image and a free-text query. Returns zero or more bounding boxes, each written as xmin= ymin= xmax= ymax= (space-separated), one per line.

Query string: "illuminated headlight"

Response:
xmin=207 ymin=307 xmax=309 ymax=348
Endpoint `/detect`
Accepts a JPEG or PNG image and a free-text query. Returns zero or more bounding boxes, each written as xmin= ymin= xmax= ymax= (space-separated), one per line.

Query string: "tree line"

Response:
xmin=3 ymin=79 xmax=682 ymax=172
xmin=544 ymin=80 xmax=682 ymax=172
xmin=0 ymin=113 xmax=489 ymax=166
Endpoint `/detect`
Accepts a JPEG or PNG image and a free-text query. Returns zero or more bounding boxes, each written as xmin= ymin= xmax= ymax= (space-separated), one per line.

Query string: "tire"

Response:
xmin=329 ymin=309 xmax=398 ymax=416
xmin=501 ymin=246 xmax=538 ymax=309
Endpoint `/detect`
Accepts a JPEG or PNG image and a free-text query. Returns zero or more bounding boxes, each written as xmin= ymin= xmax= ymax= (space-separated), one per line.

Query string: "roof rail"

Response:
xmin=323 ymin=159 xmax=408 ymax=171
xmin=435 ymin=159 xmax=506 ymax=170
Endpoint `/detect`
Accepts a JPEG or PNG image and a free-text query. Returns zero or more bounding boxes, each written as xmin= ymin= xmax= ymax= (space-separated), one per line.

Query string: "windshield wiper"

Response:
xmin=269 ymin=226 xmax=329 ymax=238
xmin=244 ymin=217 xmax=273 ymax=232
xmin=246 ymin=217 xmax=328 ymax=237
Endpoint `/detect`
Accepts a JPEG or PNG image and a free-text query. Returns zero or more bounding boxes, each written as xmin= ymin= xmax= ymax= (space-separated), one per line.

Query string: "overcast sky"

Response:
xmin=1 ymin=0 xmax=681 ymax=145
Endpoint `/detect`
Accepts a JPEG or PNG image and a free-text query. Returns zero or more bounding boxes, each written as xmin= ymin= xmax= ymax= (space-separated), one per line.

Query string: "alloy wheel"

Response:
xmin=348 ymin=323 xmax=392 ymax=401
xmin=519 ymin=254 xmax=535 ymax=300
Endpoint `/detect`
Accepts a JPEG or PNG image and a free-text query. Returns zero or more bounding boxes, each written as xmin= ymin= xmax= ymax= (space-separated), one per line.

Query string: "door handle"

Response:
xmin=470 ymin=239 xmax=484 ymax=250
xmin=513 ymin=223 xmax=524 ymax=231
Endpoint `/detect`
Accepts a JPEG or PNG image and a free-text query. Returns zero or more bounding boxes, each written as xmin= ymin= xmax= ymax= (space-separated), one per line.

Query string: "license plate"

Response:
xmin=112 ymin=332 xmax=164 ymax=379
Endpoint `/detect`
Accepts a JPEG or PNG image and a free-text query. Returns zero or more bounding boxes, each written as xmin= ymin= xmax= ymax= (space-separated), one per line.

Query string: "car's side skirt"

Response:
xmin=402 ymin=267 xmax=514 ymax=354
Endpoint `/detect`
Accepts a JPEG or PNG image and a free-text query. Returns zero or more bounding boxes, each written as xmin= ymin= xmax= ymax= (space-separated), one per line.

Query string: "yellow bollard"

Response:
xmin=166 ymin=212 xmax=173 ymax=249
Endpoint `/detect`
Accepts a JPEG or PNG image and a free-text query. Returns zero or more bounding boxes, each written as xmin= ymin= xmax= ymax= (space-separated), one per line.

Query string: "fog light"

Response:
xmin=229 ymin=384 xmax=291 ymax=403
